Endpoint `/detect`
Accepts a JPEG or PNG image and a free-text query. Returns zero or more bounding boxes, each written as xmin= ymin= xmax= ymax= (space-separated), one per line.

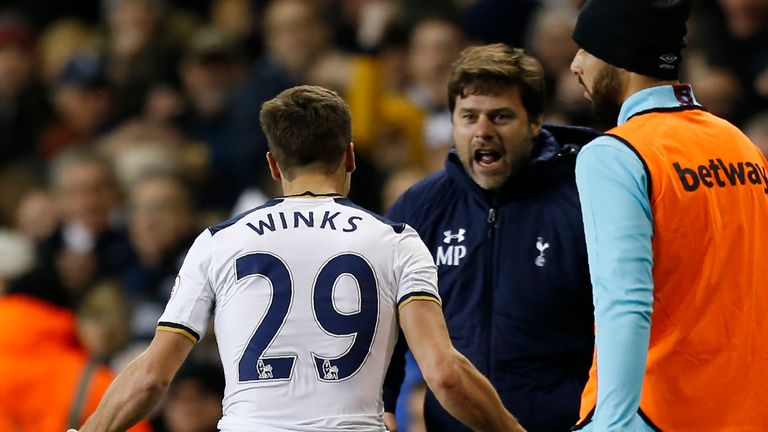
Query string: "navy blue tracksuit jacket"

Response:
xmin=386 ymin=124 xmax=597 ymax=432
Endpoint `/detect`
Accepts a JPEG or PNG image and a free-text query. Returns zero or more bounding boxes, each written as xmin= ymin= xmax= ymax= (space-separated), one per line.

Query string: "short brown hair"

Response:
xmin=260 ymin=85 xmax=352 ymax=179
xmin=448 ymin=44 xmax=545 ymax=120
xmin=50 ymin=146 xmax=117 ymax=191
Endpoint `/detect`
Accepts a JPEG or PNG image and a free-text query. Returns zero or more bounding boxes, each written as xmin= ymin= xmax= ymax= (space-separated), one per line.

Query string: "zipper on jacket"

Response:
xmin=487 ymin=208 xmax=496 ymax=240
xmin=485 ymin=205 xmax=497 ymax=375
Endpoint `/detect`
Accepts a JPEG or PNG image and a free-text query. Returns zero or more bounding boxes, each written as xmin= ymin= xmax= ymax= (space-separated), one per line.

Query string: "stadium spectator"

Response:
xmin=406 ymin=16 xmax=466 ymax=161
xmin=15 ymin=188 xmax=59 ymax=243
xmin=155 ymin=361 xmax=225 ymax=432
xmin=228 ymin=0 xmax=338 ymax=191
xmin=226 ymin=0 xmax=395 ymax=215
xmin=76 ymin=279 xmax=131 ymax=364
xmin=339 ymin=16 xmax=465 ymax=176
xmin=209 ymin=0 xmax=261 ymax=61
xmin=11 ymin=147 xmax=132 ymax=310
xmin=525 ymin=4 xmax=593 ymax=126
xmin=0 ymin=12 xmax=50 ymax=168
xmin=0 ymin=291 xmax=151 ymax=432
xmin=103 ymin=0 xmax=185 ymax=122
xmin=36 ymin=19 xmax=101 ymax=85
xmin=0 ymin=229 xmax=34 ymax=294
xmin=177 ymin=27 xmax=247 ymax=210
xmin=686 ymin=0 xmax=768 ymax=124
xmin=123 ymin=170 xmax=197 ymax=342
xmin=569 ymin=0 xmax=768 ymax=429
xmin=0 ymin=164 xmax=42 ymax=229
xmin=39 ymin=54 xmax=114 ymax=162
xmin=681 ymin=50 xmax=741 ymax=119
xmin=460 ymin=0 xmax=540 ymax=48
xmin=526 ymin=5 xmax=578 ymax=82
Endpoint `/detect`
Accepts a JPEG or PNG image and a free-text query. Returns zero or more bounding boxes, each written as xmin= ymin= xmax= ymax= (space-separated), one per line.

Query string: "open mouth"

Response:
xmin=474 ymin=149 xmax=502 ymax=167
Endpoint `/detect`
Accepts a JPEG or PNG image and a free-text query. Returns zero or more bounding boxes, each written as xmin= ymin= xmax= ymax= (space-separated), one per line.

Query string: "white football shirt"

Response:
xmin=158 ymin=197 xmax=440 ymax=432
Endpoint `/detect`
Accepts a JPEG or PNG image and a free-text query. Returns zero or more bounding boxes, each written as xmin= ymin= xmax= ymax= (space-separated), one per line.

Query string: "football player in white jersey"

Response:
xmin=71 ymin=86 xmax=525 ymax=432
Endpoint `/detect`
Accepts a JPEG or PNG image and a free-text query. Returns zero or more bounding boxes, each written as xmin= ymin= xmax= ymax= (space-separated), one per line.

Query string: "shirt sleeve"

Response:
xmin=157 ymin=230 xmax=215 ymax=344
xmin=393 ymin=225 xmax=441 ymax=309
xmin=575 ymin=137 xmax=655 ymax=431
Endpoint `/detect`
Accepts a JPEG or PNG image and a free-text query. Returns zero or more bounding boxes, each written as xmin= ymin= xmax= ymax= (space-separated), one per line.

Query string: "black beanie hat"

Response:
xmin=573 ymin=0 xmax=692 ymax=80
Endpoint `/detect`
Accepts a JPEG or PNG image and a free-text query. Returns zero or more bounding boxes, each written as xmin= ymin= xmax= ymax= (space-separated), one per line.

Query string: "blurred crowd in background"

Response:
xmin=0 ymin=0 xmax=766 ymax=430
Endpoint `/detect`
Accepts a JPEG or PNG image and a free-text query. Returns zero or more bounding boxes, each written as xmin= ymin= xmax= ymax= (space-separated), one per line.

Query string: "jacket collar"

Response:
xmin=618 ymin=84 xmax=701 ymax=124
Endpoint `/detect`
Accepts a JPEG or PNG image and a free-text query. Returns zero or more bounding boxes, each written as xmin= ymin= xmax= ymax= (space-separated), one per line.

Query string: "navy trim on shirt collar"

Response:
xmin=333 ymin=198 xmax=406 ymax=234
xmin=208 ymin=199 xmax=283 ymax=236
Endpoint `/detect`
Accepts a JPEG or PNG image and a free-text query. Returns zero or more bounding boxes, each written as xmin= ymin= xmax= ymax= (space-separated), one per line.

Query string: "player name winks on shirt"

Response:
xmin=247 ymin=209 xmax=363 ymax=235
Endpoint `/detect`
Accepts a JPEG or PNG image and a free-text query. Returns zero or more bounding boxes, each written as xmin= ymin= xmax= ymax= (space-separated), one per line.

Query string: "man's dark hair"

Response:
xmin=448 ymin=43 xmax=545 ymax=121
xmin=260 ymin=85 xmax=352 ymax=180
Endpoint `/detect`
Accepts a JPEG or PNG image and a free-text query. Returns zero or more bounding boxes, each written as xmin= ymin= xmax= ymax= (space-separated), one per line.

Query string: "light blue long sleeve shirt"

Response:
xmin=574 ymin=85 xmax=701 ymax=431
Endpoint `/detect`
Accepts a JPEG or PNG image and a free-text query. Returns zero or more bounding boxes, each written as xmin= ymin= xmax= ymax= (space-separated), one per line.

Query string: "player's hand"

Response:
xmin=383 ymin=412 xmax=397 ymax=432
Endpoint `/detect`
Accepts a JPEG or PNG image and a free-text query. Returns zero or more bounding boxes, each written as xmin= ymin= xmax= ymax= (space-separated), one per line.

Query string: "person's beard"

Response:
xmin=585 ymin=65 xmax=623 ymax=124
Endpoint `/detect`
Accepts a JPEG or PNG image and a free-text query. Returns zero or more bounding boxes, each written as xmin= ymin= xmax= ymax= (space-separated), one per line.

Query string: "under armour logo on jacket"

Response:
xmin=443 ymin=229 xmax=466 ymax=244
xmin=535 ymin=237 xmax=550 ymax=267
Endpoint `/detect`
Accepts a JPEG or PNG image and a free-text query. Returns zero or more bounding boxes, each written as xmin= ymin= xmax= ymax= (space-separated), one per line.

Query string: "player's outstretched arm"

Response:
xmin=71 ymin=330 xmax=195 ymax=432
xmin=399 ymin=300 xmax=526 ymax=432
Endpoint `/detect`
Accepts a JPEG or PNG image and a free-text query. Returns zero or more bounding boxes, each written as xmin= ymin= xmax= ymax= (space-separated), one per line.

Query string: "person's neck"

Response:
xmin=622 ymin=73 xmax=679 ymax=103
xmin=280 ymin=173 xmax=347 ymax=198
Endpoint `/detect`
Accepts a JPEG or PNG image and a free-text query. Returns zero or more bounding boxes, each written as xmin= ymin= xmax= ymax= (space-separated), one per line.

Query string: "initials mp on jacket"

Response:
xmin=436 ymin=228 xmax=467 ymax=266
xmin=673 ymin=158 xmax=768 ymax=194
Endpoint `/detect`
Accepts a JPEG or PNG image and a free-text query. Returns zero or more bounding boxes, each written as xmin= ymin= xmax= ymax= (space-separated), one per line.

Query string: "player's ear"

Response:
xmin=345 ymin=142 xmax=356 ymax=174
xmin=267 ymin=152 xmax=282 ymax=181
